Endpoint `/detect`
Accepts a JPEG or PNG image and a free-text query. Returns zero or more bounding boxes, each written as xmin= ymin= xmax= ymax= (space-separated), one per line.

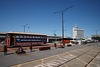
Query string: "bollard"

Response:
xmin=30 ymin=43 xmax=32 ymax=52
xmin=54 ymin=43 xmax=57 ymax=49
xmin=4 ymin=45 xmax=7 ymax=55
xmin=63 ymin=42 xmax=65 ymax=46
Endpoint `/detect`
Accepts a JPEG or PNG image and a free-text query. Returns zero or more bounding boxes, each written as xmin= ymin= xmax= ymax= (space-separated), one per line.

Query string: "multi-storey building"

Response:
xmin=73 ymin=26 xmax=84 ymax=39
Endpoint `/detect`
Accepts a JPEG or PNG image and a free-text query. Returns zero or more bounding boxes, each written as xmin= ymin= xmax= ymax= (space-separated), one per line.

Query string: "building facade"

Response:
xmin=91 ymin=35 xmax=100 ymax=41
xmin=73 ymin=26 xmax=84 ymax=39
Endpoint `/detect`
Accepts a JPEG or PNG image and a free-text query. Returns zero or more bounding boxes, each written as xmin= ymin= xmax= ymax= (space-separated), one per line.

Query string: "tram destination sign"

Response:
xmin=16 ymin=38 xmax=47 ymax=42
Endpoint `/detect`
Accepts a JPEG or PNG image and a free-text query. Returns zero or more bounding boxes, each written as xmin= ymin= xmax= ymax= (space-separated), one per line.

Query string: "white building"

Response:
xmin=73 ymin=26 xmax=84 ymax=39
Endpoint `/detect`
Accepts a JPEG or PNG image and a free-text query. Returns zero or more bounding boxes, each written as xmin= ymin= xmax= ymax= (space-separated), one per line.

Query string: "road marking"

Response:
xmin=85 ymin=54 xmax=94 ymax=58
xmin=85 ymin=52 xmax=100 ymax=67
xmin=41 ymin=59 xmax=44 ymax=67
xmin=76 ymin=58 xmax=87 ymax=64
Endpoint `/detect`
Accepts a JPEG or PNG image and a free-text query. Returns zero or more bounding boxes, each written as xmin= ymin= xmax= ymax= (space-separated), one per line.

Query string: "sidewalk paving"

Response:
xmin=11 ymin=46 xmax=100 ymax=67
xmin=0 ymin=43 xmax=100 ymax=67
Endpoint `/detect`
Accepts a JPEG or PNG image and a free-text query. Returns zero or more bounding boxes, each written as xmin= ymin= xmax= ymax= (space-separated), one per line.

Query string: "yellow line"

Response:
xmin=11 ymin=59 xmax=43 ymax=67
xmin=17 ymin=64 xmax=22 ymax=67
xmin=56 ymin=55 xmax=62 ymax=61
xmin=76 ymin=58 xmax=87 ymax=64
xmin=91 ymin=50 xmax=99 ymax=52
xmin=84 ymin=54 xmax=93 ymax=58
xmin=41 ymin=59 xmax=44 ymax=67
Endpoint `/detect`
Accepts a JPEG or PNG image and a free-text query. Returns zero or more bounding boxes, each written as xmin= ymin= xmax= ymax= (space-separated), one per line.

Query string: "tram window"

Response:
xmin=39 ymin=36 xmax=41 ymax=38
xmin=25 ymin=35 xmax=27 ymax=38
xmin=29 ymin=35 xmax=31 ymax=38
xmin=32 ymin=35 xmax=34 ymax=38
xmin=16 ymin=34 xmax=19 ymax=38
xmin=37 ymin=36 xmax=39 ymax=38
xmin=35 ymin=36 xmax=37 ymax=38
xmin=27 ymin=35 xmax=29 ymax=38
xmin=44 ymin=36 xmax=46 ymax=38
xmin=12 ymin=35 xmax=15 ymax=38
xmin=41 ymin=36 xmax=43 ymax=38
xmin=8 ymin=34 xmax=10 ymax=38
xmin=20 ymin=35 xmax=24 ymax=38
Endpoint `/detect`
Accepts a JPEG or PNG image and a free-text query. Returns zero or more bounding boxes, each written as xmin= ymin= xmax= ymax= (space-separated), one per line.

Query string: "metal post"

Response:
xmin=54 ymin=34 xmax=57 ymax=48
xmin=30 ymin=43 xmax=32 ymax=52
xmin=62 ymin=10 xmax=65 ymax=46
xmin=4 ymin=45 xmax=7 ymax=55
xmin=53 ymin=5 xmax=74 ymax=46
xmin=24 ymin=26 xmax=25 ymax=32
xmin=24 ymin=24 xmax=28 ymax=32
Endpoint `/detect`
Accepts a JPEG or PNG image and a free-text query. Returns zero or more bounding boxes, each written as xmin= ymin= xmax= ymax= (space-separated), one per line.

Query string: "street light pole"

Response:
xmin=62 ymin=10 xmax=64 ymax=46
xmin=24 ymin=24 xmax=28 ymax=32
xmin=53 ymin=5 xmax=74 ymax=46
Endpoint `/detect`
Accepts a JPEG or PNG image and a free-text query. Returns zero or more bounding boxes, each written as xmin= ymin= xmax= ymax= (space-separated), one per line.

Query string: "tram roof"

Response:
xmin=0 ymin=32 xmax=7 ymax=34
xmin=7 ymin=32 xmax=46 ymax=36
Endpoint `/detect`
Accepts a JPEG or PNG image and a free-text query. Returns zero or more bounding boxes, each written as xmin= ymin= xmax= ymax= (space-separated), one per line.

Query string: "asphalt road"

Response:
xmin=0 ymin=43 xmax=100 ymax=67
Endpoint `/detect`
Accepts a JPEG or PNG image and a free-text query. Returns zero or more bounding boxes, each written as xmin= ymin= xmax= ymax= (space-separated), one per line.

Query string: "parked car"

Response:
xmin=86 ymin=40 xmax=91 ymax=43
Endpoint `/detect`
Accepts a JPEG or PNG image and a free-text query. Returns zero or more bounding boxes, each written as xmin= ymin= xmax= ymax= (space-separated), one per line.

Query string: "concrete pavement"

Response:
xmin=0 ymin=43 xmax=100 ymax=67
xmin=11 ymin=45 xmax=100 ymax=67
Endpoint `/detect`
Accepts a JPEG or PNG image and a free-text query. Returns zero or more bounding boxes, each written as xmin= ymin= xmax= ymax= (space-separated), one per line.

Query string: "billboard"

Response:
xmin=15 ymin=38 xmax=47 ymax=46
xmin=16 ymin=38 xmax=47 ymax=42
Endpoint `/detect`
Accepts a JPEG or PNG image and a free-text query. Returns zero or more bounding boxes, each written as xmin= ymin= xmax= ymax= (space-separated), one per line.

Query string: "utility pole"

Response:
xmin=24 ymin=24 xmax=28 ymax=32
xmin=53 ymin=30 xmax=57 ymax=48
xmin=54 ymin=30 xmax=57 ymax=43
xmin=94 ymin=30 xmax=100 ymax=35
xmin=52 ymin=30 xmax=57 ymax=43
xmin=53 ymin=5 xmax=74 ymax=46
xmin=62 ymin=10 xmax=64 ymax=45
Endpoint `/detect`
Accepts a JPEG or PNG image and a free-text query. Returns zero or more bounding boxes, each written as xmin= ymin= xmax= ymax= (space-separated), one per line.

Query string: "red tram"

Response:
xmin=5 ymin=32 xmax=47 ymax=47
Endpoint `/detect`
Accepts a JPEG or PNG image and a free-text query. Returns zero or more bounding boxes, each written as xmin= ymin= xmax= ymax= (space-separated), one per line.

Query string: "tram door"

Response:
xmin=5 ymin=38 xmax=10 ymax=47
xmin=10 ymin=34 xmax=14 ymax=46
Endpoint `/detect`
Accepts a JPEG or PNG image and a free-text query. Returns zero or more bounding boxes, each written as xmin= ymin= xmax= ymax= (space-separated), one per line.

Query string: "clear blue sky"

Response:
xmin=0 ymin=0 xmax=100 ymax=38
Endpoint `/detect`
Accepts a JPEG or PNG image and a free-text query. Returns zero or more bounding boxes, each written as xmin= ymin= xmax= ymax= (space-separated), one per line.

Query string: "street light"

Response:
xmin=53 ymin=5 xmax=74 ymax=46
xmin=24 ymin=24 xmax=28 ymax=32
